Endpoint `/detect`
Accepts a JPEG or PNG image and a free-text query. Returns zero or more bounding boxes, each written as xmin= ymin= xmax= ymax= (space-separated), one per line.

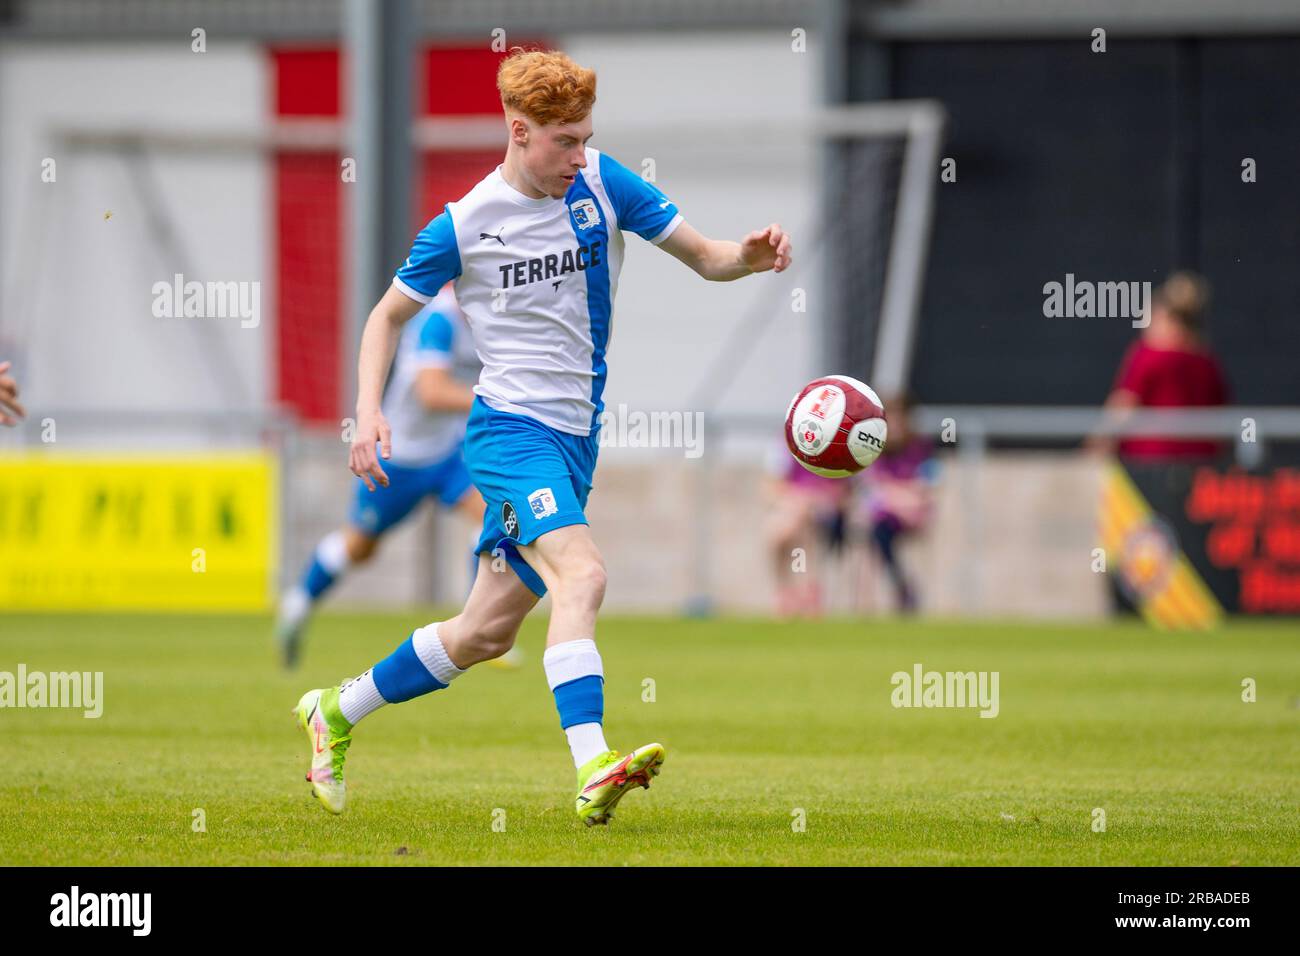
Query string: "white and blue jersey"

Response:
xmin=391 ymin=149 xmax=684 ymax=596
xmin=392 ymin=148 xmax=683 ymax=437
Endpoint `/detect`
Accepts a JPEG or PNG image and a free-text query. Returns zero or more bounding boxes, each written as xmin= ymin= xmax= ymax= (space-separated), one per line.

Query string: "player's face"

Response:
xmin=528 ymin=114 xmax=593 ymax=198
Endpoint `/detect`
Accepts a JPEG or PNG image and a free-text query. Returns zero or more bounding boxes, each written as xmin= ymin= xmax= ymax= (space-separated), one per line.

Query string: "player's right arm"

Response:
xmin=352 ymin=208 xmax=463 ymax=490
xmin=351 ymin=287 xmax=426 ymax=489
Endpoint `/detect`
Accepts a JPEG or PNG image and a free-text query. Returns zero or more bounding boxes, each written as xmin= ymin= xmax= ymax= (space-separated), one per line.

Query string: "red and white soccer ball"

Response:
xmin=784 ymin=375 xmax=888 ymax=478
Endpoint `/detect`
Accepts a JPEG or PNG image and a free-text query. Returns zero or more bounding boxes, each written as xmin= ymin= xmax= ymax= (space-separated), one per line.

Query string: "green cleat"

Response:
xmin=292 ymin=687 xmax=352 ymax=814
xmin=575 ymin=743 xmax=665 ymax=827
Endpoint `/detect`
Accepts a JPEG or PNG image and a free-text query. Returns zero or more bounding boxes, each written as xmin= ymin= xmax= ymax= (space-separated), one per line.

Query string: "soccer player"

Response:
xmin=276 ymin=287 xmax=485 ymax=668
xmin=294 ymin=49 xmax=792 ymax=825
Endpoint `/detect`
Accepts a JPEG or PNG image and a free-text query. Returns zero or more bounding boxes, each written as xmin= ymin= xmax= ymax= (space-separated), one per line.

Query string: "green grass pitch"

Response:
xmin=1 ymin=612 xmax=1297 ymax=865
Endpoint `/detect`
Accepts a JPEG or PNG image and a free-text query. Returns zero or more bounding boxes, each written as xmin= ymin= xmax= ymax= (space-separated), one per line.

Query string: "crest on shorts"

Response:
xmin=528 ymin=487 xmax=559 ymax=519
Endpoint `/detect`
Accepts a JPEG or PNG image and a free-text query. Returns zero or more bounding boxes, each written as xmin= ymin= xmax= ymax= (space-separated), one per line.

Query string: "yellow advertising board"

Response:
xmin=0 ymin=453 xmax=277 ymax=611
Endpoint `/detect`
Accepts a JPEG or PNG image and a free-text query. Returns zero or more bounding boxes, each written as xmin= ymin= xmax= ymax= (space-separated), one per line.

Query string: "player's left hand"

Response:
xmin=739 ymin=223 xmax=792 ymax=274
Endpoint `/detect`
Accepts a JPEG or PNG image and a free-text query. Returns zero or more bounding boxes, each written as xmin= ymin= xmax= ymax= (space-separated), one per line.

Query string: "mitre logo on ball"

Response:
xmin=784 ymin=375 xmax=888 ymax=478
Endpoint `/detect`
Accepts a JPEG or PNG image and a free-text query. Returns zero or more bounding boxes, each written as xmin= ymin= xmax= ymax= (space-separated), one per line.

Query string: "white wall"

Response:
xmin=0 ymin=40 xmax=271 ymax=424
xmin=1 ymin=32 xmax=818 ymax=437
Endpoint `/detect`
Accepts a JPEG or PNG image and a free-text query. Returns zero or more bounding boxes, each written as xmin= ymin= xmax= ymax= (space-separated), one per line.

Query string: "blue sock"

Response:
xmin=337 ymin=625 xmax=463 ymax=726
xmin=301 ymin=531 xmax=352 ymax=601
xmin=302 ymin=555 xmax=337 ymax=600
xmin=552 ymin=675 xmax=604 ymax=728
xmin=371 ymin=635 xmax=447 ymax=703
xmin=542 ymin=640 xmax=609 ymax=767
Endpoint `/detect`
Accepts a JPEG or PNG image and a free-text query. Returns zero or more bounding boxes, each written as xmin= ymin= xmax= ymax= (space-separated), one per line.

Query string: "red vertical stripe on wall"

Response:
xmin=415 ymin=43 xmax=547 ymax=231
xmin=422 ymin=45 xmax=517 ymax=115
xmin=272 ymin=48 xmax=342 ymax=425
xmin=269 ymin=43 xmax=548 ymax=422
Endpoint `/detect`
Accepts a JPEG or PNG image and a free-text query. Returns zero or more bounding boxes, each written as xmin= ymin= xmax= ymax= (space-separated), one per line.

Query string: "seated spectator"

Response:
xmin=765 ymin=445 xmax=852 ymax=617
xmin=856 ymin=391 xmax=937 ymax=613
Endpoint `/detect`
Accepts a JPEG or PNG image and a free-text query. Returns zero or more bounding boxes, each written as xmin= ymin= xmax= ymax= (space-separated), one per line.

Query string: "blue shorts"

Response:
xmin=465 ymin=397 xmax=599 ymax=597
xmin=349 ymin=444 xmax=473 ymax=537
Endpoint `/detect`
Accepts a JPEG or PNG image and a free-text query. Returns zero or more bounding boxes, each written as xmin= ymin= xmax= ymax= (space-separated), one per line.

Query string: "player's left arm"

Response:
xmin=658 ymin=220 xmax=792 ymax=282
xmin=595 ymin=151 xmax=790 ymax=281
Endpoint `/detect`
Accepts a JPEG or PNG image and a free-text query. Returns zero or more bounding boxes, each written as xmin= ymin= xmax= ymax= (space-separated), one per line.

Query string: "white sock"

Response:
xmin=412 ymin=623 xmax=466 ymax=685
xmin=338 ymin=669 xmax=385 ymax=725
xmin=542 ymin=639 xmax=604 ymax=687
xmin=279 ymin=586 xmax=311 ymax=631
xmin=318 ymin=530 xmax=352 ymax=574
xmin=565 ymin=722 xmax=609 ymax=768
xmin=543 ymin=640 xmax=609 ymax=768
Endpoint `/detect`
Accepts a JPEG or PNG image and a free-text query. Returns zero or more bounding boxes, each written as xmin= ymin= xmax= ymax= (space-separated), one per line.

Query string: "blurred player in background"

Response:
xmin=766 ymin=447 xmax=851 ymax=617
xmin=294 ymin=48 xmax=792 ymax=826
xmin=275 ymin=287 xmax=485 ymax=668
xmin=0 ymin=360 xmax=24 ymax=425
xmin=1095 ymin=271 xmax=1230 ymax=462
xmin=857 ymin=391 xmax=936 ymax=613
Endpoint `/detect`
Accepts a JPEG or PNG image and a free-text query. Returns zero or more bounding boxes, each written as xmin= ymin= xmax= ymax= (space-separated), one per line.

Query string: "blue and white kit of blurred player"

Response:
xmin=276 ymin=289 xmax=482 ymax=667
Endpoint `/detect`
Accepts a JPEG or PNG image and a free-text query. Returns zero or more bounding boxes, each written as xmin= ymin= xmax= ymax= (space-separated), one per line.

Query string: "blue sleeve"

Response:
xmin=394 ymin=208 xmax=461 ymax=301
xmin=416 ymin=310 xmax=454 ymax=358
xmin=598 ymin=152 xmax=682 ymax=243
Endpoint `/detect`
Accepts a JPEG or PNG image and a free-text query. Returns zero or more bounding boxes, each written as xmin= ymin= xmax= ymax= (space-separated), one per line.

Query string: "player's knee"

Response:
xmin=467 ymin=612 xmax=520 ymax=659
xmin=554 ymin=556 xmax=607 ymax=609
xmin=346 ymin=532 xmax=379 ymax=563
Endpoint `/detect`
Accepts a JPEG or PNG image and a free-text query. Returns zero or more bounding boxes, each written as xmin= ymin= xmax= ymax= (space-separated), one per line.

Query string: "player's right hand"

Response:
xmin=350 ymin=409 xmax=392 ymax=491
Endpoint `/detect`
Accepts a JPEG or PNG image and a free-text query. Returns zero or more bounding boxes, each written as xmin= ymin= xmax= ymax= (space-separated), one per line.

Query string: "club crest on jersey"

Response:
xmin=501 ymin=502 xmax=519 ymax=537
xmin=570 ymin=198 xmax=601 ymax=231
xmin=528 ymin=487 xmax=559 ymax=519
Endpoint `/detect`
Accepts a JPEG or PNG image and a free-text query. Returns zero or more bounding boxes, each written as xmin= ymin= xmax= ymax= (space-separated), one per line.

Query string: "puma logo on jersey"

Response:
xmin=479 ymin=229 xmax=505 ymax=245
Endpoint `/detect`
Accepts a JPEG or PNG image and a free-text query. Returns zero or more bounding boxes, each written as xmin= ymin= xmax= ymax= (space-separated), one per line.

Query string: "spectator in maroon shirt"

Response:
xmin=1098 ymin=272 xmax=1230 ymax=461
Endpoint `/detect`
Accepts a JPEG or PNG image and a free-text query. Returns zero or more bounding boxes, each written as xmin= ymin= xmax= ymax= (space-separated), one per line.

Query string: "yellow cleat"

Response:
xmin=293 ymin=687 xmax=352 ymax=814
xmin=575 ymin=742 xmax=665 ymax=827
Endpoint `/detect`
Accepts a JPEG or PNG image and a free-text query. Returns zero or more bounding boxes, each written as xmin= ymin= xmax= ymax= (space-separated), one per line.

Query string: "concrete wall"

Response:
xmin=291 ymin=439 xmax=1111 ymax=620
